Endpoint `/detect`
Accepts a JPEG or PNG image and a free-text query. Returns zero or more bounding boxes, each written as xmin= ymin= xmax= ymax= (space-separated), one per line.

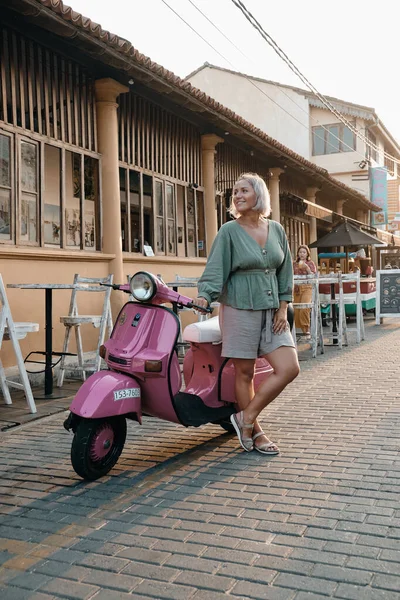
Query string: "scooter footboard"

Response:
xmin=69 ymin=371 xmax=142 ymax=422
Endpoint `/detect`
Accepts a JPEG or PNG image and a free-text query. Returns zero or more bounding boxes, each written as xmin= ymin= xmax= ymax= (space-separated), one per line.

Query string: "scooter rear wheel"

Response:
xmin=71 ymin=416 xmax=127 ymax=480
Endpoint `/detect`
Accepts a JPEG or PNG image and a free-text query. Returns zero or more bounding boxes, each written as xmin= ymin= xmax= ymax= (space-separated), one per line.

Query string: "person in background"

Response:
xmin=293 ymin=245 xmax=317 ymax=339
xmin=194 ymin=173 xmax=299 ymax=455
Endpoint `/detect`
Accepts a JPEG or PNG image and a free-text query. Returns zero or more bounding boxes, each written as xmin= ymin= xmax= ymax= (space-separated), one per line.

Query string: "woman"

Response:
xmin=194 ymin=173 xmax=299 ymax=454
xmin=293 ymin=245 xmax=317 ymax=339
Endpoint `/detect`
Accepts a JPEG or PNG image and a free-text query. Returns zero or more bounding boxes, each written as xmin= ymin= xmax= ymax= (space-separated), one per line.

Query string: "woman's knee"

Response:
xmin=233 ymin=360 xmax=255 ymax=383
xmin=273 ymin=355 xmax=300 ymax=383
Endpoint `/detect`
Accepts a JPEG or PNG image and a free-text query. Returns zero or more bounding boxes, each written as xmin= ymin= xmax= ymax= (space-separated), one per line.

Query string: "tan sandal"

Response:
xmin=230 ymin=411 xmax=254 ymax=452
xmin=252 ymin=431 xmax=280 ymax=455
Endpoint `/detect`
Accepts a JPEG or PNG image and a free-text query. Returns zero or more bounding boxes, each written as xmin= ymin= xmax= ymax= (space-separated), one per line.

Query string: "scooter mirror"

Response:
xmin=129 ymin=271 xmax=157 ymax=301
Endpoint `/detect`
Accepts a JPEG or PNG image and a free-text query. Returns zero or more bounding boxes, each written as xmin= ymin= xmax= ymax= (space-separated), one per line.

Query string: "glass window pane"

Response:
xmin=65 ymin=151 xmax=81 ymax=248
xmin=120 ymin=167 xmax=128 ymax=251
xmin=342 ymin=126 xmax=355 ymax=152
xmin=196 ymin=191 xmax=206 ymax=258
xmin=176 ymin=185 xmax=185 ymax=257
xmin=129 ymin=170 xmax=141 ymax=253
xmin=187 ymin=187 xmax=196 ymax=257
xmin=168 ymin=221 xmax=176 ymax=255
xmin=143 ymin=174 xmax=154 ymax=251
xmin=326 ymin=125 xmax=340 ymax=154
xmin=20 ymin=192 xmax=37 ymax=242
xmin=166 ymin=184 xmax=174 ymax=219
xmin=0 ymin=134 xmax=10 ymax=187
xmin=84 ymin=156 xmax=99 ymax=250
xmin=156 ymin=216 xmax=164 ymax=253
xmin=0 ymin=188 xmax=11 ymax=240
xmin=21 ymin=141 xmax=37 ymax=192
xmin=312 ymin=127 xmax=325 ymax=155
xmin=155 ymin=181 xmax=163 ymax=216
xmin=44 ymin=145 xmax=61 ymax=247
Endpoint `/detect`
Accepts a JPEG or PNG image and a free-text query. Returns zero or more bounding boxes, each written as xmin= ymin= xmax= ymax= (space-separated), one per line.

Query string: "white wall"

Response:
xmin=188 ymin=68 xmax=310 ymax=158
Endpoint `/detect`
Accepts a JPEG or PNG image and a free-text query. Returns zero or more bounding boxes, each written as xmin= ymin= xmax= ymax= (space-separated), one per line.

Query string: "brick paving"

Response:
xmin=1 ymin=317 xmax=400 ymax=599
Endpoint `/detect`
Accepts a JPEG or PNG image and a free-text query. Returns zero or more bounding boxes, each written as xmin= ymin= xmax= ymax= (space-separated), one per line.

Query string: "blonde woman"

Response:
xmin=194 ymin=173 xmax=299 ymax=455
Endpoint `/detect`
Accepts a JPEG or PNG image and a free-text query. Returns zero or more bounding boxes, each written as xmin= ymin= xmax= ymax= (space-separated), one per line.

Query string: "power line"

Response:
xmin=230 ymin=0 xmax=400 ymax=167
xmin=183 ymin=0 xmax=396 ymax=181
xmin=185 ymin=0 xmax=385 ymax=167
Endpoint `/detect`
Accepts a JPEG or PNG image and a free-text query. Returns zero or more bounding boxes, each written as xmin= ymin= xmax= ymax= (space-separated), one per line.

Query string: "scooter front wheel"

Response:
xmin=71 ymin=416 xmax=127 ymax=480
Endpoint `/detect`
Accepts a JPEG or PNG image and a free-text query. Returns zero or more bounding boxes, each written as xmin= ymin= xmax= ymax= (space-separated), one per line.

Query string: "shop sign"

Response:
xmin=370 ymin=167 xmax=388 ymax=226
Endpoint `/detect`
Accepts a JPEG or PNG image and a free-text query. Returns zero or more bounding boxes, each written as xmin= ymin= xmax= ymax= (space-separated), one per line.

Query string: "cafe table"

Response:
xmin=7 ymin=283 xmax=77 ymax=398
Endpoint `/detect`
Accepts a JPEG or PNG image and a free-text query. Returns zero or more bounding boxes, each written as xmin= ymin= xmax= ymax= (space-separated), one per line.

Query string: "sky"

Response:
xmin=69 ymin=0 xmax=400 ymax=144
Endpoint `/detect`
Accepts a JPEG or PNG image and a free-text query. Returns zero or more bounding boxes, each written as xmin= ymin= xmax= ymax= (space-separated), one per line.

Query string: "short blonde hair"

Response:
xmin=229 ymin=173 xmax=271 ymax=219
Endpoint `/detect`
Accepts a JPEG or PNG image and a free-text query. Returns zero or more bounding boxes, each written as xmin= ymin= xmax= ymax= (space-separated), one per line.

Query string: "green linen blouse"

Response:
xmin=198 ymin=219 xmax=293 ymax=310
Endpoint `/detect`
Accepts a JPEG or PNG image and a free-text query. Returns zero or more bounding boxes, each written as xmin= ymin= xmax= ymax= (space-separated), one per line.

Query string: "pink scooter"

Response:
xmin=64 ymin=272 xmax=287 ymax=480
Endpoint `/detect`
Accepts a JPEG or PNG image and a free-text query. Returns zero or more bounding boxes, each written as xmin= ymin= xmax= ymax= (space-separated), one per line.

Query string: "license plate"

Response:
xmin=113 ymin=388 xmax=141 ymax=401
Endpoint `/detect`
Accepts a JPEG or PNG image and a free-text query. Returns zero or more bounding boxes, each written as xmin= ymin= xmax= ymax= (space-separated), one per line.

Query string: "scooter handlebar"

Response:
xmin=186 ymin=301 xmax=213 ymax=314
xmin=100 ymin=283 xmax=131 ymax=292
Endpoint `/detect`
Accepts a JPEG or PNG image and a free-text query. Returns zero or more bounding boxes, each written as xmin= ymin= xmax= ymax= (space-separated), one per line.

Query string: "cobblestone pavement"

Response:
xmin=1 ymin=318 xmax=400 ymax=600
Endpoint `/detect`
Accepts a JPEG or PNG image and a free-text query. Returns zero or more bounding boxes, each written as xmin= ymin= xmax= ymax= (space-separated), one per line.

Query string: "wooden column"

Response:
xmin=336 ymin=199 xmax=346 ymax=215
xmin=269 ymin=168 xmax=284 ymax=223
xmin=306 ymin=186 xmax=320 ymax=264
xmin=356 ymin=209 xmax=366 ymax=223
xmin=95 ymin=78 xmax=129 ymax=316
xmin=201 ymin=134 xmax=223 ymax=253
xmin=336 ymin=200 xmax=347 ymax=252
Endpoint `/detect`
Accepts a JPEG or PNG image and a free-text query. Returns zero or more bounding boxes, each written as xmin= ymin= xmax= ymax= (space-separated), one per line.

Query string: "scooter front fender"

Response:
xmin=69 ymin=371 xmax=142 ymax=422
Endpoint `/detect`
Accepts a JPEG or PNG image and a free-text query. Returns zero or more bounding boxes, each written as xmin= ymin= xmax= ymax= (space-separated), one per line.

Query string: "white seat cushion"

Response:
xmin=183 ymin=316 xmax=222 ymax=343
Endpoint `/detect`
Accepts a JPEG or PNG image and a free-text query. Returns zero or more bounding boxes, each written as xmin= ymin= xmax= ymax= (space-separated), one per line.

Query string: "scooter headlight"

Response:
xmin=129 ymin=272 xmax=157 ymax=302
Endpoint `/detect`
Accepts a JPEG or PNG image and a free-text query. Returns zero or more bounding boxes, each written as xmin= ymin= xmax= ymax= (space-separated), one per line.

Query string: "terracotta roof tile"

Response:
xmin=34 ymin=0 xmax=378 ymax=211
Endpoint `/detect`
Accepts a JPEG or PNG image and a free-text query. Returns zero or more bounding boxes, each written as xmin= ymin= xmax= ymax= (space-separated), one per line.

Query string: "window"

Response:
xmin=312 ymin=122 xmax=356 ymax=155
xmin=119 ymin=167 xmax=206 ymax=257
xmin=44 ymin=145 xmax=61 ymax=247
xmin=0 ymin=129 xmax=101 ymax=248
xmin=384 ymin=150 xmax=395 ymax=177
xmin=65 ymin=151 xmax=82 ymax=248
xmin=0 ymin=133 xmax=12 ymax=241
xmin=196 ymin=190 xmax=206 ymax=258
xmin=20 ymin=139 xmax=39 ymax=244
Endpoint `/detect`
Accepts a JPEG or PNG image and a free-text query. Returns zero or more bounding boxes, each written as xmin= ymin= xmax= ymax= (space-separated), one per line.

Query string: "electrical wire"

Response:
xmin=185 ymin=0 xmax=387 ymax=168
xmin=181 ymin=0 xmax=397 ymax=182
xmin=230 ymin=0 xmax=400 ymax=167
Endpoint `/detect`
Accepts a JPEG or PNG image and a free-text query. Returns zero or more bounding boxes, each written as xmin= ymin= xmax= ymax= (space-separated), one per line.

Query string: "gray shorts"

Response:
xmin=219 ymin=305 xmax=295 ymax=359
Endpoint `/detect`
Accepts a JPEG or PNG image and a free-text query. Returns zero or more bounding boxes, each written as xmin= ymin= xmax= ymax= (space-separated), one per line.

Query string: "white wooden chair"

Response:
xmin=57 ymin=274 xmax=113 ymax=387
xmin=341 ymin=271 xmax=365 ymax=343
xmin=0 ymin=274 xmax=39 ymax=413
xmin=318 ymin=273 xmax=348 ymax=348
xmin=292 ymin=275 xmax=324 ymax=358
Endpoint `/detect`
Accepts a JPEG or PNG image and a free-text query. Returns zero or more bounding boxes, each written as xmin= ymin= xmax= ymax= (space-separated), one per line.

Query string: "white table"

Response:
xmin=7 ymin=283 xmax=76 ymax=398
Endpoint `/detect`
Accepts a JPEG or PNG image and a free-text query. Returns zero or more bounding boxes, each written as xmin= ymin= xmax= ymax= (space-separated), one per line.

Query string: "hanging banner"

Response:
xmin=370 ymin=167 xmax=388 ymax=226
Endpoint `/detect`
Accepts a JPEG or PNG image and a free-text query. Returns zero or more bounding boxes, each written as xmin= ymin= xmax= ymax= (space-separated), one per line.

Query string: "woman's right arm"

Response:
xmin=195 ymin=227 xmax=232 ymax=306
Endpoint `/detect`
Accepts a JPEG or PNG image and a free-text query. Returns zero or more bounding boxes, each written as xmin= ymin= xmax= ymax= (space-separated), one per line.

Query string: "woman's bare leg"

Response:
xmin=241 ymin=347 xmax=300 ymax=427
xmin=232 ymin=357 xmax=283 ymax=449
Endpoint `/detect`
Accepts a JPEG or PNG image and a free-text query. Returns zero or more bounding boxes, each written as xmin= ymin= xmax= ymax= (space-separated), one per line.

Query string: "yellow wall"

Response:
xmin=1 ymin=253 xmax=207 ymax=368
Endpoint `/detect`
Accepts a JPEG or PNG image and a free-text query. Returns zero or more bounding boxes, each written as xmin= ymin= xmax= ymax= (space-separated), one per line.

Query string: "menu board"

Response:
xmin=376 ymin=269 xmax=400 ymax=323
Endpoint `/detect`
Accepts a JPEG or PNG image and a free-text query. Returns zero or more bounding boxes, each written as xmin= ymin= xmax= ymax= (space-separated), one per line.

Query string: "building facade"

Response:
xmin=187 ymin=64 xmax=400 ymax=232
xmin=0 ymin=0 xmax=379 ymax=369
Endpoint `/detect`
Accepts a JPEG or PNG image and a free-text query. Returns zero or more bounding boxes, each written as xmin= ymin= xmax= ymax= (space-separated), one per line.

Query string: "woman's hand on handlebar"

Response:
xmin=193 ymin=296 xmax=210 ymax=314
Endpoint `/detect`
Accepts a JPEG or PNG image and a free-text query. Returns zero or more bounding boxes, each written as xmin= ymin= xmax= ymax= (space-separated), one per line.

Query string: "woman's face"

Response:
xmin=298 ymin=248 xmax=308 ymax=261
xmin=232 ymin=179 xmax=257 ymax=214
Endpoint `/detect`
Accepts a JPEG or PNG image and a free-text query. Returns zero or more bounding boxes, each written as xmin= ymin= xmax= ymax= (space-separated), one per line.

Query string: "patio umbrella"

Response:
xmin=309 ymin=220 xmax=384 ymax=248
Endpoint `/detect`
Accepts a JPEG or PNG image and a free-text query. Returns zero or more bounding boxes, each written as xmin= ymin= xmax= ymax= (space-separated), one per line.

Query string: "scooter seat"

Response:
xmin=182 ymin=316 xmax=222 ymax=344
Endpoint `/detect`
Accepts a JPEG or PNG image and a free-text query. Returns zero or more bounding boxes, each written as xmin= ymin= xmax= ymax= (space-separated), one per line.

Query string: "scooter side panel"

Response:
xmin=105 ymin=303 xmax=182 ymax=424
xmin=70 ymin=371 xmax=142 ymax=421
